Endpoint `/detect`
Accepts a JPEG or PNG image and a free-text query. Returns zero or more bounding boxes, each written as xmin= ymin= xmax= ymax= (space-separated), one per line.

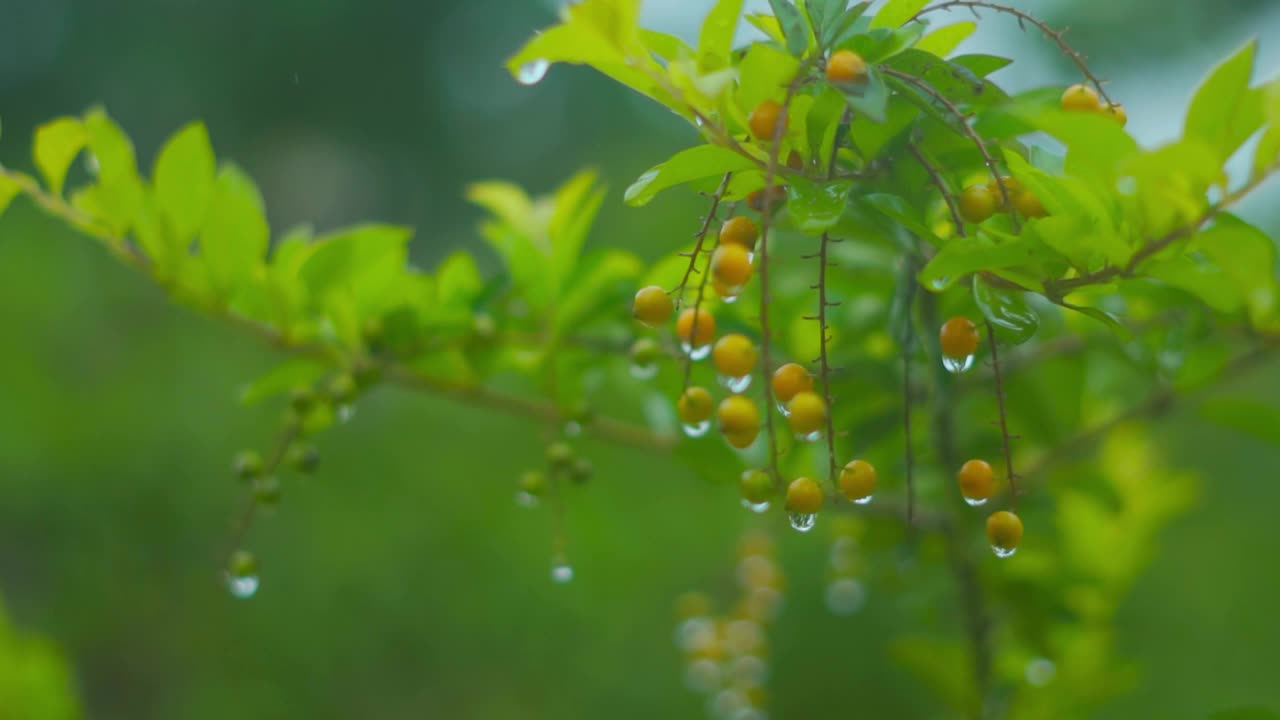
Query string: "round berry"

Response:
xmin=826 ymin=50 xmax=868 ymax=85
xmin=253 ymin=475 xmax=281 ymax=507
xmin=630 ymin=337 xmax=663 ymax=366
xmin=1060 ymin=83 xmax=1100 ymax=112
xmin=327 ymin=373 xmax=358 ymax=404
xmin=519 ymin=470 xmax=547 ymax=497
xmin=288 ymin=444 xmax=320 ymax=474
xmin=940 ymin=317 xmax=980 ymax=360
xmin=547 ymin=442 xmax=574 ymax=468
xmin=787 ymin=391 xmax=826 ymax=436
xmin=718 ymin=395 xmax=761 ymax=437
xmin=839 ymin=459 xmax=877 ymax=502
xmin=719 ymin=216 xmax=759 ymax=248
xmin=959 ymin=185 xmax=997 ymax=224
xmin=786 ymin=150 xmax=804 ymax=171
xmin=633 ymin=285 xmax=674 ymax=327
xmin=724 ymin=428 xmax=760 ymax=449
xmin=957 ymin=459 xmax=994 ymax=502
xmin=233 ymin=450 xmax=264 ymax=481
xmin=772 ymin=363 xmax=813 ymax=404
xmin=786 ymin=476 xmax=825 ymax=513
xmin=229 ymin=549 xmax=257 ymax=579
xmin=713 ymin=333 xmax=757 ymax=379
xmin=289 ymin=387 xmax=317 ymax=415
xmin=678 ymin=386 xmax=715 ymax=424
xmin=1103 ymin=103 xmax=1127 ymax=127
xmin=749 ymin=99 xmax=788 ymax=141
xmin=986 ymin=510 xmax=1024 ymax=555
xmin=712 ymin=244 xmax=753 ymax=288
xmin=740 ymin=469 xmax=774 ymax=504
xmin=713 ymin=279 xmax=737 ymax=299
xmin=746 ymin=186 xmax=786 ymax=213
xmin=676 ymin=307 xmax=716 ymax=347
xmin=1013 ymin=190 xmax=1047 ymax=218
xmin=570 ymin=457 xmax=593 ymax=484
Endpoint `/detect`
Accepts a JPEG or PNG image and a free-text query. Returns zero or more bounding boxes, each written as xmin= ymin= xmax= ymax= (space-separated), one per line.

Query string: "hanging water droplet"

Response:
xmin=551 ymin=559 xmax=574 ymax=583
xmin=775 ymin=402 xmax=791 ymax=417
xmin=517 ymin=58 xmax=550 ymax=85
xmin=825 ymin=577 xmax=867 ymax=616
xmin=930 ymin=276 xmax=951 ymax=291
xmin=629 ymin=362 xmax=658 ymax=380
xmin=226 ymin=573 xmax=259 ymax=599
xmin=963 ymin=496 xmax=988 ymax=507
xmin=991 ymin=545 xmax=1017 ymax=558
xmin=942 ymin=354 xmax=975 ymax=374
xmin=675 ymin=617 xmax=716 ymax=653
xmin=718 ymin=374 xmax=752 ymax=393
xmin=719 ymin=291 xmax=741 ymax=304
xmin=788 ymin=512 xmax=817 ymax=533
xmin=852 ymin=494 xmax=873 ymax=506
xmin=708 ymin=688 xmax=748 ymax=719
xmin=740 ymin=498 xmax=770 ymax=514
xmin=796 ymin=430 xmax=821 ymax=443
xmin=694 ymin=114 xmax=705 ymax=128
xmin=563 ymin=420 xmax=583 ymax=437
xmin=336 ymin=404 xmax=356 ymax=423
xmin=514 ymin=490 xmax=540 ymax=508
xmin=683 ymin=658 xmax=722 ymax=694
xmin=727 ymin=655 xmax=768 ymax=688
xmin=682 ymin=420 xmax=711 ymax=438
xmin=1024 ymin=657 xmax=1056 ymax=687
xmin=681 ymin=341 xmax=712 ymax=361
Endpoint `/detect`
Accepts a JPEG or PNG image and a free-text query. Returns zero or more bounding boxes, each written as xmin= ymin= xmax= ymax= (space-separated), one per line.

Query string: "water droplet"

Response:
xmin=719 ymin=292 xmax=740 ymax=304
xmin=795 ymin=430 xmax=821 ymax=443
xmin=1025 ymin=657 xmax=1056 ymax=686
xmin=336 ymin=404 xmax=356 ymax=423
xmin=991 ymin=545 xmax=1017 ymax=558
xmin=514 ymin=491 xmax=540 ymax=508
xmin=963 ymin=496 xmax=988 ymax=507
xmin=682 ymin=420 xmax=711 ymax=438
xmin=746 ymin=251 xmax=756 ymax=263
xmin=517 ymin=58 xmax=550 ymax=85
xmin=681 ymin=341 xmax=712 ymax=361
xmin=740 ymin=498 xmax=770 ymax=514
xmin=719 ymin=374 xmax=752 ymax=393
xmin=675 ymin=617 xmax=716 ymax=653
xmin=83 ymin=152 xmax=100 ymax=177
xmin=694 ymin=114 xmax=706 ymax=128
xmin=852 ymin=494 xmax=873 ymax=506
xmin=942 ymin=354 xmax=975 ymax=374
xmin=829 ymin=537 xmax=857 ymax=573
xmin=775 ymin=402 xmax=791 ymax=417
xmin=930 ymin=276 xmax=951 ymax=291
xmin=788 ymin=512 xmax=817 ymax=533
xmin=684 ymin=658 xmax=722 ymax=694
xmin=727 ymin=655 xmax=768 ymax=688
xmin=551 ymin=560 xmax=574 ymax=583
xmin=226 ymin=574 xmax=259 ymax=599
xmin=825 ymin=577 xmax=867 ymax=616
xmin=563 ymin=420 xmax=583 ymax=437
xmin=708 ymin=688 xmax=748 ymax=719
xmin=629 ymin=363 xmax=658 ymax=380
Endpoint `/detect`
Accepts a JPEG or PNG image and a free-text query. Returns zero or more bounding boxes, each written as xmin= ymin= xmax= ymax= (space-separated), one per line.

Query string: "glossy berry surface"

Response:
xmin=676 ymin=307 xmax=716 ymax=347
xmin=712 ymin=334 xmax=757 ymax=379
xmin=826 ymin=50 xmax=868 ymax=85
xmin=959 ymin=185 xmax=997 ymax=223
xmin=719 ymin=216 xmax=759 ymax=248
xmin=839 ymin=459 xmax=877 ymax=501
xmin=772 ymin=363 xmax=813 ymax=404
xmin=940 ymin=317 xmax=980 ymax=360
xmin=957 ymin=459 xmax=995 ymax=501
xmin=786 ymin=391 xmax=826 ymax=436
xmin=712 ymin=244 xmax=753 ymax=288
xmin=633 ymin=285 xmax=673 ymax=326
xmin=739 ymin=469 xmax=774 ymax=504
xmin=677 ymin=387 xmax=714 ymax=424
xmin=785 ymin=476 xmax=825 ymax=513
xmin=1014 ymin=190 xmax=1048 ymax=218
xmin=718 ymin=395 xmax=761 ymax=436
xmin=748 ymin=99 xmax=788 ymax=141
xmin=1104 ymin=103 xmax=1127 ymax=126
xmin=1060 ymin=83 xmax=1100 ymax=112
xmin=986 ymin=510 xmax=1024 ymax=554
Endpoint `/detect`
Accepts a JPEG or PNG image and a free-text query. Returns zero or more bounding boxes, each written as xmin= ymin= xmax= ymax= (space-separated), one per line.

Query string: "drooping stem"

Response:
xmin=985 ymin=322 xmax=1019 ymax=511
xmin=680 ymin=173 xmax=735 ymax=392
xmin=908 ymin=141 xmax=966 ymax=238
xmin=816 ymin=232 xmax=840 ymax=490
xmin=226 ymin=422 xmax=299 ymax=566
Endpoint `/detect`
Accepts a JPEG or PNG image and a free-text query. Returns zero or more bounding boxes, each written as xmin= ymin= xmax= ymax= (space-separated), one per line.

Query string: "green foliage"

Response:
xmin=0 ymin=597 xmax=81 ymax=719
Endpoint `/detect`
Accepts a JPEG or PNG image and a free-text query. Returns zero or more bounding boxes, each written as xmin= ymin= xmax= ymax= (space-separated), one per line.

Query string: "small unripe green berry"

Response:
xmin=546 ymin=442 xmax=574 ymax=468
xmin=630 ymin=337 xmax=662 ymax=367
xmin=328 ymin=373 xmax=359 ymax=404
xmin=233 ymin=450 xmax=264 ymax=481
xmin=289 ymin=387 xmax=318 ymax=414
xmin=519 ymin=470 xmax=548 ymax=496
xmin=570 ymin=458 xmax=593 ymax=485
xmin=739 ymin=470 xmax=774 ymax=504
xmin=229 ymin=549 xmax=257 ymax=579
xmin=253 ymin=475 xmax=281 ymax=507
xmin=288 ymin=444 xmax=320 ymax=474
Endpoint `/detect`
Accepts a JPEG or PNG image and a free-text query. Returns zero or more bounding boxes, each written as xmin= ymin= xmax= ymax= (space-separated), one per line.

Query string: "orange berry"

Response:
xmin=786 ymin=150 xmax=804 ymax=171
xmin=746 ymin=186 xmax=786 ymax=213
xmin=1061 ymin=83 xmax=1100 ymax=112
xmin=786 ymin=391 xmax=826 ymax=436
xmin=632 ymin=285 xmax=673 ymax=326
xmin=785 ymin=477 xmax=825 ymax=514
xmin=677 ymin=387 xmax=714 ymax=424
xmin=719 ymin=216 xmax=759 ymax=248
xmin=676 ymin=307 xmax=716 ymax=347
xmin=712 ymin=244 xmax=754 ymax=288
xmin=826 ymin=50 xmax=868 ymax=85
xmin=772 ymin=363 xmax=813 ymax=404
xmin=1013 ymin=190 xmax=1047 ymax=218
xmin=718 ymin=395 xmax=761 ymax=437
xmin=748 ymin=99 xmax=788 ymax=141
xmin=1103 ymin=103 xmax=1127 ymax=127
xmin=712 ymin=333 xmax=757 ymax=379
xmin=839 ymin=459 xmax=877 ymax=502
xmin=939 ymin=317 xmax=980 ymax=360
xmin=959 ymin=185 xmax=997 ymax=224
xmin=957 ymin=459 xmax=994 ymax=503
xmin=986 ymin=510 xmax=1023 ymax=557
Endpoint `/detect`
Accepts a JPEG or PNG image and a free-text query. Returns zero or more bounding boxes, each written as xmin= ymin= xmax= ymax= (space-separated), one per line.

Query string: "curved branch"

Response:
xmin=680 ymin=173 xmax=734 ymax=391
xmin=984 ymin=321 xmax=1020 ymax=510
xmin=908 ymin=141 xmax=966 ymax=238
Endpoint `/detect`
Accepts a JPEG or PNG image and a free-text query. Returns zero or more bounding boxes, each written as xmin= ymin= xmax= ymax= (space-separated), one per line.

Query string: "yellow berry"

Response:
xmin=677 ymin=386 xmax=714 ymax=424
xmin=772 ymin=363 xmax=813 ymax=404
xmin=959 ymin=185 xmax=997 ymax=224
xmin=632 ymin=285 xmax=673 ymax=326
xmin=724 ymin=428 xmax=760 ymax=449
xmin=940 ymin=317 xmax=980 ymax=360
xmin=785 ymin=476 xmax=825 ymax=514
xmin=712 ymin=244 xmax=754 ymax=289
xmin=1103 ymin=102 xmax=1127 ymax=127
xmin=787 ymin=391 xmax=826 ymax=436
xmin=719 ymin=216 xmax=759 ymax=248
xmin=1061 ymin=83 xmax=1100 ymax=112
xmin=1013 ymin=189 xmax=1047 ymax=218
xmin=676 ymin=307 xmax=716 ymax=347
xmin=713 ymin=333 xmax=757 ymax=379
xmin=839 ymin=459 xmax=877 ymax=502
xmin=712 ymin=279 xmax=737 ymax=299
xmin=739 ymin=469 xmax=774 ymax=504
xmin=719 ymin=395 xmax=761 ymax=436
xmin=957 ymin=459 xmax=994 ymax=503
xmin=826 ymin=50 xmax=868 ymax=85
xmin=986 ymin=510 xmax=1024 ymax=557
xmin=749 ymin=99 xmax=788 ymax=141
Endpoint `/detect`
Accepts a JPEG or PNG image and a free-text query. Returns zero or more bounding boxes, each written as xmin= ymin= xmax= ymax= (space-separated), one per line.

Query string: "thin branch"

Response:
xmin=672 ymin=173 xmax=734 ymax=307
xmin=985 ymin=321 xmax=1019 ymax=511
xmin=225 ymin=422 xmax=299 ymax=565
xmin=817 ymin=232 xmax=840 ymax=491
xmin=881 ymin=68 xmax=1020 ymax=231
xmin=903 ymin=345 xmax=917 ymax=526
xmin=908 ymin=141 xmax=966 ymax=238
xmin=681 ymin=174 xmax=735 ymax=392
xmin=912 ymin=1 xmax=1116 ymax=107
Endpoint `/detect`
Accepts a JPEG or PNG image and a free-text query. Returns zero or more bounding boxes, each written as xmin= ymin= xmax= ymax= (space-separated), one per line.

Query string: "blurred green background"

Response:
xmin=1 ymin=0 xmax=1278 ymax=717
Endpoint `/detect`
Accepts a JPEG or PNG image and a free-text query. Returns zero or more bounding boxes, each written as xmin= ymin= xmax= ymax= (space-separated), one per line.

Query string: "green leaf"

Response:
xmin=1199 ymin=398 xmax=1280 ymax=446
xmin=869 ymin=0 xmax=927 ymax=29
xmin=838 ymin=65 xmax=889 ymax=123
xmin=915 ymin=22 xmax=975 ymax=56
xmin=698 ymin=0 xmax=744 ymax=71
xmin=918 ymin=233 xmax=1054 ymax=291
xmin=949 ymin=54 xmax=1012 ymax=77
xmin=1185 ymin=40 xmax=1265 ymax=164
xmin=153 ymin=122 xmax=215 ymax=245
xmin=863 ymin=193 xmax=942 ymax=246
xmin=972 ymin=275 xmax=1039 ymax=344
xmin=1255 ymin=126 xmax=1280 ymax=178
xmin=549 ymin=169 xmax=607 ymax=290
xmin=624 ymin=146 xmax=756 ymax=206
xmin=1147 ymin=256 xmax=1240 ymax=313
xmin=885 ymin=49 xmax=1007 ymax=108
xmin=768 ymin=0 xmax=811 ymax=57
xmin=1064 ymin=303 xmax=1132 ymax=339
xmin=239 ymin=357 xmax=332 ymax=406
xmin=32 ymin=117 xmax=86 ymax=196
xmin=998 ymin=104 xmax=1138 ymax=184
xmin=804 ymin=0 xmax=848 ymax=47
xmin=200 ymin=165 xmax=270 ymax=301
xmin=0 ymin=173 xmax=20 ymax=216
xmin=556 ymin=249 xmax=643 ymax=333
xmin=299 ymin=224 xmax=410 ymax=305
xmin=640 ymin=30 xmax=692 ymax=63
xmin=786 ymin=177 xmax=852 ymax=234
xmin=1193 ymin=214 xmax=1277 ymax=324
xmin=735 ymin=43 xmax=801 ymax=112
xmin=81 ymin=109 xmax=145 ymax=235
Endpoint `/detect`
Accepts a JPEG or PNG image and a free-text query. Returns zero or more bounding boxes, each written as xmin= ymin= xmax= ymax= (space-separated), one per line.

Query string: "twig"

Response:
xmin=985 ymin=321 xmax=1019 ymax=511
xmin=908 ymin=141 xmax=966 ymax=238
xmin=817 ymin=231 xmax=840 ymax=490
xmin=680 ymin=173 xmax=734 ymax=391
xmin=226 ymin=422 xmax=299 ymax=565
